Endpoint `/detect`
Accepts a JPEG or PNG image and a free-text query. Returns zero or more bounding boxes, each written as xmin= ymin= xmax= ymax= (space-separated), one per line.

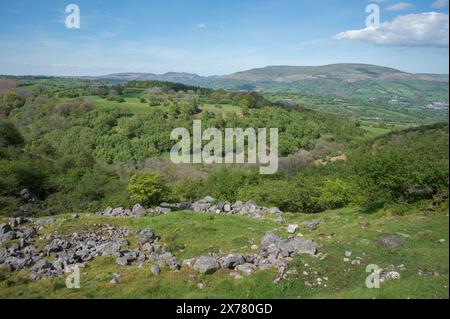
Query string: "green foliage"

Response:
xmin=0 ymin=120 xmax=24 ymax=147
xmin=127 ymin=172 xmax=168 ymax=207
xmin=171 ymin=178 xmax=206 ymax=203
xmin=2 ymin=92 xmax=25 ymax=109
xmin=349 ymin=124 xmax=449 ymax=205
xmin=206 ymin=167 xmax=261 ymax=202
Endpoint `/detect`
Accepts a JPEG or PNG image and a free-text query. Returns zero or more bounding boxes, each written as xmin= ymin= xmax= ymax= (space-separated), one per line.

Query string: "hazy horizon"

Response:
xmin=1 ymin=0 xmax=449 ymax=76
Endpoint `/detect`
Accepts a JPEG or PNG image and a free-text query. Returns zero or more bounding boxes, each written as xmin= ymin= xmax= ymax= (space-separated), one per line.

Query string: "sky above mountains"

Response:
xmin=0 ymin=0 xmax=448 ymax=76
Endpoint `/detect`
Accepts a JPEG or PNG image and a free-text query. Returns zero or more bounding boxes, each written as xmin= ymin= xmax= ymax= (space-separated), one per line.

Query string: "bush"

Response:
xmin=2 ymin=92 xmax=25 ymax=109
xmin=0 ymin=120 xmax=24 ymax=147
xmin=127 ymin=172 xmax=168 ymax=207
xmin=206 ymin=167 xmax=260 ymax=202
xmin=318 ymin=178 xmax=352 ymax=210
xmin=171 ymin=178 xmax=206 ymax=202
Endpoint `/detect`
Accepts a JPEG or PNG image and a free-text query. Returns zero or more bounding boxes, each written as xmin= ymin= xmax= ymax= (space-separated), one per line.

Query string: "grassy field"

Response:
xmin=1 ymin=204 xmax=448 ymax=299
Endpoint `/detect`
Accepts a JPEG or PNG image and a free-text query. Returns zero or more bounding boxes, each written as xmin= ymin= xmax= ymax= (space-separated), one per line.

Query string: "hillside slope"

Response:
xmin=99 ymin=64 xmax=449 ymax=108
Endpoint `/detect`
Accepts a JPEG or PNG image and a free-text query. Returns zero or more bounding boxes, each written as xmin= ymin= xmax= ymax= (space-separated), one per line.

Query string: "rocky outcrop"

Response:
xmin=96 ymin=204 xmax=171 ymax=217
xmin=96 ymin=196 xmax=283 ymax=221
xmin=0 ymin=216 xmax=316 ymax=284
xmin=184 ymin=231 xmax=319 ymax=278
xmin=188 ymin=196 xmax=284 ymax=220
xmin=0 ymin=217 xmax=179 ymax=280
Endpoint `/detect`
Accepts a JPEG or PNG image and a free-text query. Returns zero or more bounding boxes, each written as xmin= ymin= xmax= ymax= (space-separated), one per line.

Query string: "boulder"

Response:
xmin=111 ymin=207 xmax=124 ymax=216
xmin=376 ymin=235 xmax=403 ymax=248
xmin=223 ymin=203 xmax=232 ymax=212
xmin=222 ymin=254 xmax=246 ymax=269
xmin=0 ymin=223 xmax=12 ymax=235
xmin=131 ymin=204 xmax=147 ymax=216
xmin=102 ymin=207 xmax=113 ymax=215
xmin=136 ymin=228 xmax=156 ymax=246
xmin=236 ymin=263 xmax=257 ymax=276
xmin=110 ymin=273 xmax=121 ymax=284
xmin=31 ymin=259 xmax=52 ymax=272
xmin=286 ymin=224 xmax=299 ymax=234
xmin=193 ymin=256 xmax=220 ymax=274
xmin=279 ymin=238 xmax=318 ymax=256
xmin=260 ymin=232 xmax=281 ymax=249
xmin=151 ymin=264 xmax=161 ymax=276
xmin=96 ymin=242 xmax=121 ymax=256
xmin=303 ymin=220 xmax=319 ymax=231
xmin=116 ymin=256 xmax=129 ymax=266
xmin=0 ymin=231 xmax=16 ymax=243
xmin=4 ymin=256 xmax=28 ymax=271
xmin=266 ymin=207 xmax=282 ymax=214
xmin=154 ymin=207 xmax=171 ymax=214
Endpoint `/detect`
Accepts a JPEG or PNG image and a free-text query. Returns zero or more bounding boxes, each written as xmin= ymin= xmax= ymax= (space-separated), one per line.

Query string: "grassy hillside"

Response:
xmin=1 ymin=204 xmax=448 ymax=299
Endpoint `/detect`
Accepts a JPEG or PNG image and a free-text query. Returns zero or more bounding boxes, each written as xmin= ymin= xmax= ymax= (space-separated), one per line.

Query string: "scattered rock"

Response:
xmin=136 ymin=228 xmax=157 ymax=246
xmin=151 ymin=264 xmax=161 ymax=276
xmin=116 ymin=256 xmax=129 ymax=266
xmin=286 ymin=224 xmax=299 ymax=234
xmin=302 ymin=220 xmax=319 ymax=231
xmin=193 ymin=256 xmax=220 ymax=274
xmin=221 ymin=254 xmax=245 ymax=269
xmin=132 ymin=204 xmax=147 ymax=216
xmin=376 ymin=235 xmax=403 ymax=248
xmin=229 ymin=271 xmax=243 ymax=280
xmin=110 ymin=273 xmax=121 ymax=284
xmin=236 ymin=263 xmax=257 ymax=276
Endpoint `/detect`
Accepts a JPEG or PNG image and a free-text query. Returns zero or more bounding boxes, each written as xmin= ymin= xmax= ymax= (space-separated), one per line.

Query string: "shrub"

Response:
xmin=0 ymin=120 xmax=24 ymax=147
xmin=127 ymin=172 xmax=168 ymax=207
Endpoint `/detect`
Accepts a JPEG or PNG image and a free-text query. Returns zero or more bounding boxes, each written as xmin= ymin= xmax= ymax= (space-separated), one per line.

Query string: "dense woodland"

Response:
xmin=0 ymin=77 xmax=448 ymax=217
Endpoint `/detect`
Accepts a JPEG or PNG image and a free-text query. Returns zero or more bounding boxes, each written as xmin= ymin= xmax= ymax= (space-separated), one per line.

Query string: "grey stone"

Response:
xmin=21 ymin=228 xmax=37 ymax=239
xmin=222 ymin=253 xmax=246 ymax=269
xmin=136 ymin=228 xmax=156 ymax=246
xmin=286 ymin=224 xmax=299 ymax=234
xmin=101 ymin=207 xmax=113 ymax=216
xmin=110 ymin=273 xmax=121 ymax=284
xmin=0 ymin=230 xmax=16 ymax=243
xmin=266 ymin=207 xmax=282 ymax=214
xmin=303 ymin=220 xmax=319 ymax=231
xmin=154 ymin=207 xmax=171 ymax=214
xmin=31 ymin=259 xmax=52 ymax=272
xmin=261 ymin=232 xmax=281 ymax=249
xmin=96 ymin=242 xmax=121 ymax=256
xmin=0 ymin=223 xmax=12 ymax=235
xmin=4 ymin=256 xmax=28 ymax=271
xmin=151 ymin=264 xmax=161 ymax=276
xmin=193 ymin=256 xmax=220 ymax=274
xmin=116 ymin=256 xmax=129 ymax=266
xmin=236 ymin=263 xmax=257 ymax=276
xmin=376 ymin=235 xmax=403 ymax=248
xmin=132 ymin=204 xmax=147 ymax=216
xmin=279 ymin=238 xmax=318 ymax=256
xmin=111 ymin=207 xmax=124 ymax=216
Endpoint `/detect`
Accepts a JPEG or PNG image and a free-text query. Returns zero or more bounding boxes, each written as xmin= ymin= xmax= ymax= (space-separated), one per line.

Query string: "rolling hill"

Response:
xmin=99 ymin=64 xmax=449 ymax=106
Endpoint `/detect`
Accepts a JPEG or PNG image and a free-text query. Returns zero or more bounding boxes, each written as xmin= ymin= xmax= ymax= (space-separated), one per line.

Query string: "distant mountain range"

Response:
xmin=97 ymin=63 xmax=449 ymax=103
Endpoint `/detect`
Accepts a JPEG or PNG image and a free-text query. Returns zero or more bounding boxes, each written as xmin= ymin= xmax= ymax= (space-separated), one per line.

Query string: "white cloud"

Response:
xmin=432 ymin=0 xmax=449 ymax=8
xmin=334 ymin=12 xmax=449 ymax=47
xmin=385 ymin=2 xmax=414 ymax=11
xmin=196 ymin=22 xmax=206 ymax=28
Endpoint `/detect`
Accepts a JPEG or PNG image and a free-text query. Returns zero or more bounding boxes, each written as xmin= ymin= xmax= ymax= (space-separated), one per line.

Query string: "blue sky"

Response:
xmin=0 ymin=0 xmax=448 ymax=76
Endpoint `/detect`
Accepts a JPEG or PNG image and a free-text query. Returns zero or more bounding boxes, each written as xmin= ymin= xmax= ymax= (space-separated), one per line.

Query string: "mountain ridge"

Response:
xmin=100 ymin=63 xmax=449 ymax=83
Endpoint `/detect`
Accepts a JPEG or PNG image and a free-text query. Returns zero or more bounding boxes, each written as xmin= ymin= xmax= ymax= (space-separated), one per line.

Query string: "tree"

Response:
xmin=127 ymin=172 xmax=168 ymax=207
xmin=0 ymin=120 xmax=24 ymax=147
